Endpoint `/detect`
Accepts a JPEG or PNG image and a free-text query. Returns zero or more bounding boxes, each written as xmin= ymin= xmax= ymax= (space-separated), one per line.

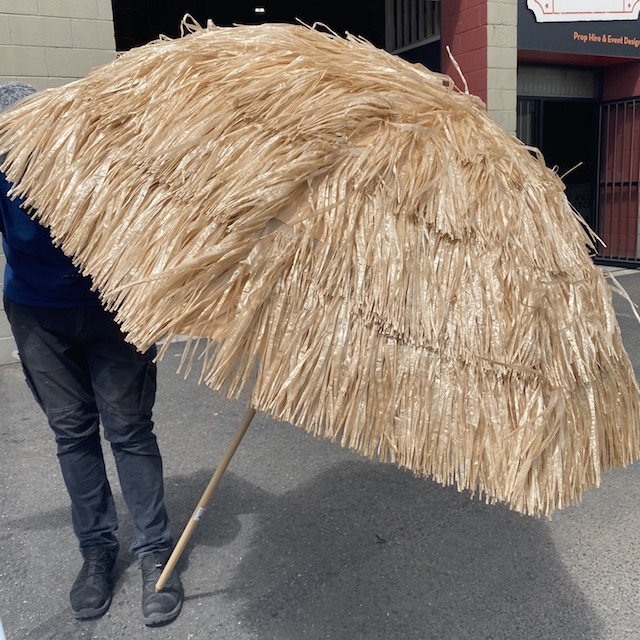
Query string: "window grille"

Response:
xmin=385 ymin=0 xmax=440 ymax=54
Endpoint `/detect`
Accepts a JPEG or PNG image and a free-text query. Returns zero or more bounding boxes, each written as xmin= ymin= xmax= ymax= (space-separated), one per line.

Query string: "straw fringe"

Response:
xmin=1 ymin=22 xmax=638 ymax=516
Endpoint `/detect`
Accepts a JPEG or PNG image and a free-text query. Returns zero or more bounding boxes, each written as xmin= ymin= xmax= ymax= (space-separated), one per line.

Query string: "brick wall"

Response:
xmin=441 ymin=0 xmax=489 ymax=102
xmin=441 ymin=0 xmax=518 ymax=134
xmin=604 ymin=61 xmax=640 ymax=101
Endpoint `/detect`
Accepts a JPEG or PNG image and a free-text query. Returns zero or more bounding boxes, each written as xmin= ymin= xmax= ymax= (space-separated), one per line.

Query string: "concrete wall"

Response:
xmin=0 ymin=1 xmax=117 ymax=364
xmin=0 ymin=252 xmax=16 ymax=365
xmin=486 ymin=0 xmax=517 ymax=134
xmin=0 ymin=0 xmax=116 ymax=88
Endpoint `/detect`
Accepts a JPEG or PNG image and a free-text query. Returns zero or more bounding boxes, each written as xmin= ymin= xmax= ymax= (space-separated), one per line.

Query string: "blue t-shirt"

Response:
xmin=0 ymin=171 xmax=100 ymax=307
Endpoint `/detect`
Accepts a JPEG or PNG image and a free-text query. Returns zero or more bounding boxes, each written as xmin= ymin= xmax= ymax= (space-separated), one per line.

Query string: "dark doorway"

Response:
xmin=543 ymin=100 xmax=599 ymax=228
xmin=110 ymin=0 xmax=385 ymax=52
xmin=517 ymin=98 xmax=599 ymax=229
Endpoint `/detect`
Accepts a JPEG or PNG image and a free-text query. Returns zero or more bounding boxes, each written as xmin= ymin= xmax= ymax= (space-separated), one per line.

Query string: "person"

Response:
xmin=0 ymin=82 xmax=183 ymax=626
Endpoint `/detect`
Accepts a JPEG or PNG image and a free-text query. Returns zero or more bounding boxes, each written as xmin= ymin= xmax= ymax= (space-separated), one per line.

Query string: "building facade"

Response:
xmin=0 ymin=0 xmax=116 ymax=364
xmin=387 ymin=0 xmax=640 ymax=266
xmin=1 ymin=1 xmax=639 ymax=362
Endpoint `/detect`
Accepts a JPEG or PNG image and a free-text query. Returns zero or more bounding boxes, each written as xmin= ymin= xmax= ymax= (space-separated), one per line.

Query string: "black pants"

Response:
xmin=4 ymin=298 xmax=172 ymax=556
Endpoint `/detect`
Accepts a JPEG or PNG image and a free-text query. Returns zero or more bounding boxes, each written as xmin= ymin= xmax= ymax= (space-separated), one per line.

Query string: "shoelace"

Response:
xmin=142 ymin=557 xmax=165 ymax=582
xmin=77 ymin=552 xmax=113 ymax=586
xmin=142 ymin=559 xmax=173 ymax=594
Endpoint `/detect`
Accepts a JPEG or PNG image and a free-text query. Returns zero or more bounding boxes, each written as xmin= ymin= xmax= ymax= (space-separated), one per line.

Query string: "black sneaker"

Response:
xmin=140 ymin=550 xmax=183 ymax=626
xmin=70 ymin=544 xmax=118 ymax=619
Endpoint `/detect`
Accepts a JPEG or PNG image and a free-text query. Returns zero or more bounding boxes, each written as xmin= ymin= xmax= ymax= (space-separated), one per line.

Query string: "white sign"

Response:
xmin=527 ymin=0 xmax=640 ymax=22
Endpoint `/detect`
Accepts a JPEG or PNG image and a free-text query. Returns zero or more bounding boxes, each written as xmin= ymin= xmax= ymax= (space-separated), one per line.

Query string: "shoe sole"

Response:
xmin=142 ymin=600 xmax=183 ymax=627
xmin=71 ymin=593 xmax=112 ymax=620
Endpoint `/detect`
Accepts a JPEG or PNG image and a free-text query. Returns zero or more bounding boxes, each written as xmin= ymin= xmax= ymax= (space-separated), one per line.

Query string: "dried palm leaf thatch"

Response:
xmin=1 ymin=20 xmax=639 ymax=517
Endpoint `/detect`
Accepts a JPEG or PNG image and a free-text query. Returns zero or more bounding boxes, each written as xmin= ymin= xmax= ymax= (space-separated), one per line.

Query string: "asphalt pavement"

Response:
xmin=2 ymin=267 xmax=640 ymax=640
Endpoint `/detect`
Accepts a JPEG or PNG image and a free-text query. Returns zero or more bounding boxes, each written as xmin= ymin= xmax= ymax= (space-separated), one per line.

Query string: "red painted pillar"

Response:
xmin=604 ymin=61 xmax=640 ymax=101
xmin=440 ymin=0 xmax=488 ymax=102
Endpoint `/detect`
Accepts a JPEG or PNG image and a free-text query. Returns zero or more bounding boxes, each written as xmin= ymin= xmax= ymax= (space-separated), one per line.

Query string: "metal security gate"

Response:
xmin=596 ymin=98 xmax=640 ymax=266
xmin=385 ymin=0 xmax=440 ymax=53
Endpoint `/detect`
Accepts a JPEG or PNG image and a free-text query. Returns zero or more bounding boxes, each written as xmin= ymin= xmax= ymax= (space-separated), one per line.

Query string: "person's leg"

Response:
xmin=4 ymin=298 xmax=119 ymax=619
xmin=4 ymin=299 xmax=118 ymax=548
xmin=81 ymin=306 xmax=182 ymax=625
xmin=81 ymin=306 xmax=171 ymax=557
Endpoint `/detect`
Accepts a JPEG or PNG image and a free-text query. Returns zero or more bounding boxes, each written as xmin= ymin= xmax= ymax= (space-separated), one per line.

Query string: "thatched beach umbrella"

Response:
xmin=1 ymin=20 xmax=640 ymax=583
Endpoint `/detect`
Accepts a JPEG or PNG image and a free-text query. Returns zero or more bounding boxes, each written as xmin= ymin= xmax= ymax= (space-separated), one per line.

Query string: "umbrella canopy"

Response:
xmin=1 ymin=20 xmax=639 ymax=518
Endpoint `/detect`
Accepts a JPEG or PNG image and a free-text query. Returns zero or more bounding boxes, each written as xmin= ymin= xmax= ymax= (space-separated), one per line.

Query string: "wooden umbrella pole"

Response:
xmin=156 ymin=405 xmax=257 ymax=592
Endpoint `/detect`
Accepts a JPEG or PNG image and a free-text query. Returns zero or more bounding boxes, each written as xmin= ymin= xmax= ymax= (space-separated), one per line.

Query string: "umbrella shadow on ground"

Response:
xmin=186 ymin=460 xmax=604 ymax=640
xmin=1 ymin=447 xmax=605 ymax=640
